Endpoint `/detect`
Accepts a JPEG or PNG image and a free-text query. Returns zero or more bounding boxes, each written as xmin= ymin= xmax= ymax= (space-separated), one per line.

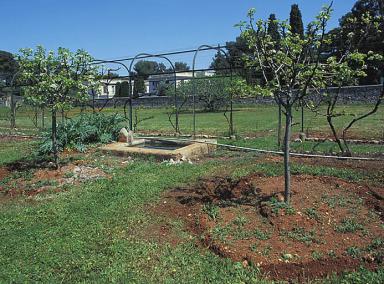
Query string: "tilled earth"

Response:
xmin=150 ymin=173 xmax=384 ymax=282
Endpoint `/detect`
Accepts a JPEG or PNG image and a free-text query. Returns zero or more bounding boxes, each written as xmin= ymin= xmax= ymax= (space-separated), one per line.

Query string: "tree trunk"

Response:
xmin=229 ymin=95 xmax=234 ymax=137
xmin=326 ymin=115 xmax=345 ymax=154
xmin=41 ymin=108 xmax=45 ymax=129
xmin=283 ymin=107 xmax=292 ymax=204
xmin=277 ymin=104 xmax=282 ymax=148
xmin=301 ymin=101 xmax=304 ymax=133
xmin=10 ymin=91 xmax=16 ymax=129
xmin=51 ymin=109 xmax=59 ymax=169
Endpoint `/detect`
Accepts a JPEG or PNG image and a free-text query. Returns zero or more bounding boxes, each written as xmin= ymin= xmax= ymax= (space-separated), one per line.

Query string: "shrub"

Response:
xmin=39 ymin=113 xmax=125 ymax=154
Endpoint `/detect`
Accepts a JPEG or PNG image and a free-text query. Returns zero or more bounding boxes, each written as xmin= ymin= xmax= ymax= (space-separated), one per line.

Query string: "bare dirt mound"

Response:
xmin=151 ymin=174 xmax=384 ymax=282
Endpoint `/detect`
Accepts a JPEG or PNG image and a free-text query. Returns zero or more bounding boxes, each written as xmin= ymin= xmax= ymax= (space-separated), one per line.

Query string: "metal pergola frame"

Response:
xmin=191 ymin=44 xmax=234 ymax=137
xmin=92 ymin=44 xmax=237 ymax=136
xmin=92 ymin=54 xmax=177 ymax=132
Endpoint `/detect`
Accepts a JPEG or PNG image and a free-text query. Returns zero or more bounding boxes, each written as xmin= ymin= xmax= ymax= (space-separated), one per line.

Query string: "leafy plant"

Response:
xmin=305 ymin=207 xmax=320 ymax=220
xmin=312 ymin=251 xmax=322 ymax=260
xmin=281 ymin=227 xmax=317 ymax=245
xmin=328 ymin=250 xmax=337 ymax=258
xmin=39 ymin=113 xmax=124 ymax=154
xmin=335 ymin=218 xmax=364 ymax=233
xmin=16 ymin=46 xmax=99 ymax=168
xmin=268 ymin=197 xmax=296 ymax=215
xmin=202 ymin=203 xmax=220 ymax=221
xmin=233 ymin=215 xmax=247 ymax=227
xmin=254 ymin=229 xmax=271 ymax=241
xmin=346 ymin=246 xmax=361 ymax=258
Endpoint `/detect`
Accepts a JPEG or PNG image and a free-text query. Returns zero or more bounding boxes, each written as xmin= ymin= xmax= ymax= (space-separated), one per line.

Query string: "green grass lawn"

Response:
xmin=1 ymin=140 xmax=384 ymax=283
xmin=1 ymin=103 xmax=383 ymax=139
xmin=0 ymin=138 xmax=37 ymax=166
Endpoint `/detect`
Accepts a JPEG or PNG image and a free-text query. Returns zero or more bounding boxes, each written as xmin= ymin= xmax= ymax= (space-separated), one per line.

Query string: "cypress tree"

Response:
xmin=133 ymin=76 xmax=145 ymax=97
xmin=267 ymin=14 xmax=281 ymax=46
xmin=289 ymin=4 xmax=304 ymax=38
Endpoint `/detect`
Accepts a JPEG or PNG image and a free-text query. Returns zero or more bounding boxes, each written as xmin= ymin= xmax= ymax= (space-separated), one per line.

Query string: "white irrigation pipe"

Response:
xmin=138 ymin=136 xmax=384 ymax=162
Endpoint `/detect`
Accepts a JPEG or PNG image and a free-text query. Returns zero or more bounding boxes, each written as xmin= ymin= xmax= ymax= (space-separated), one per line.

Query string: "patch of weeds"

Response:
xmin=312 ymin=251 xmax=322 ymax=261
xmin=13 ymin=170 xmax=34 ymax=181
xmin=328 ymin=250 xmax=337 ymax=258
xmin=202 ymin=203 xmax=220 ymax=221
xmin=366 ymin=238 xmax=384 ymax=263
xmin=335 ymin=218 xmax=364 ymax=233
xmin=210 ymin=225 xmax=231 ymax=242
xmin=367 ymin=238 xmax=383 ymax=252
xmin=232 ymin=215 xmax=247 ymax=227
xmin=32 ymin=179 xmax=58 ymax=189
xmin=268 ymin=197 xmax=296 ymax=215
xmin=323 ymin=195 xmax=355 ymax=209
xmin=305 ymin=207 xmax=320 ymax=220
xmin=254 ymin=229 xmax=271 ymax=241
xmin=281 ymin=227 xmax=317 ymax=245
xmin=233 ymin=229 xmax=253 ymax=240
xmin=262 ymin=245 xmax=272 ymax=256
xmin=346 ymin=246 xmax=361 ymax=258
xmin=250 ymin=243 xmax=258 ymax=252
xmin=63 ymin=171 xmax=75 ymax=178
xmin=281 ymin=252 xmax=294 ymax=261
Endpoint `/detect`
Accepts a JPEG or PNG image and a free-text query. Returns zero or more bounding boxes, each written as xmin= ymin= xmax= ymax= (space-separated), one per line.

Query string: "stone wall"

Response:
xmin=85 ymin=84 xmax=383 ymax=108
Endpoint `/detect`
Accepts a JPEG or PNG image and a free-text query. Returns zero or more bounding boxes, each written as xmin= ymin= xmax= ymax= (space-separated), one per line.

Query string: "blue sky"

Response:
xmin=2 ymin=0 xmax=356 ymax=69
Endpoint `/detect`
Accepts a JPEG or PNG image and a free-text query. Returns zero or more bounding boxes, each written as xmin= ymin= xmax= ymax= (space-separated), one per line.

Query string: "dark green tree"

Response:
xmin=0 ymin=51 xmax=18 ymax=87
xmin=114 ymin=81 xmax=130 ymax=97
xmin=174 ymin=62 xmax=190 ymax=71
xmin=134 ymin=60 xmax=164 ymax=79
xmin=267 ymin=14 xmax=281 ymax=44
xmin=133 ymin=76 xmax=145 ymax=96
xmin=210 ymin=50 xmax=230 ymax=74
xmin=289 ymin=4 xmax=304 ymax=38
xmin=210 ymin=37 xmax=257 ymax=83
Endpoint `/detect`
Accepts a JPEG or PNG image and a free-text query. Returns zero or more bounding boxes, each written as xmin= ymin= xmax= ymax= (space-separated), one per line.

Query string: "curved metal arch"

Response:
xmin=191 ymin=44 xmax=234 ymax=137
xmin=128 ymin=53 xmax=178 ymax=132
xmin=91 ymin=60 xmax=133 ymax=113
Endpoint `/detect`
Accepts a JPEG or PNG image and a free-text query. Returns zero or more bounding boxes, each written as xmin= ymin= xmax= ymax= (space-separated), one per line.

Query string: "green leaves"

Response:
xmin=16 ymin=46 xmax=99 ymax=110
xmin=39 ymin=113 xmax=125 ymax=154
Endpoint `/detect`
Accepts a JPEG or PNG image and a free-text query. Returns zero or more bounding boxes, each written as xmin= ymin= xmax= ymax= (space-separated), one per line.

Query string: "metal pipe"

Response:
xmin=191 ymin=44 xmax=234 ymax=138
xmin=138 ymin=136 xmax=384 ymax=162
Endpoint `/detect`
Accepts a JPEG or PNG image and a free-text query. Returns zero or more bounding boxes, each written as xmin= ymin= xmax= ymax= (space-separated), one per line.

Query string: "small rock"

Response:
xmin=127 ymin=130 xmax=134 ymax=145
xmin=294 ymin=138 xmax=302 ymax=143
xmin=118 ymin=128 xmax=129 ymax=143
xmin=242 ymin=260 xmax=249 ymax=268
xmin=299 ymin=132 xmax=306 ymax=141
xmin=275 ymin=193 xmax=284 ymax=202
xmin=283 ymin=253 xmax=293 ymax=260
xmin=362 ymin=253 xmax=375 ymax=263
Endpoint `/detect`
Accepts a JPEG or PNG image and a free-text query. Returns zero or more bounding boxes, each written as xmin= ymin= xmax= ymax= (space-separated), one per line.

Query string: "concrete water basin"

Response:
xmin=100 ymin=138 xmax=217 ymax=160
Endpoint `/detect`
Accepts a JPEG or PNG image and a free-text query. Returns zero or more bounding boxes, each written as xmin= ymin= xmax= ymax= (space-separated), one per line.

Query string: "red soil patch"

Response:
xmin=0 ymin=162 xmax=107 ymax=197
xmin=151 ymin=174 xmax=384 ymax=282
xmin=0 ymin=167 xmax=9 ymax=180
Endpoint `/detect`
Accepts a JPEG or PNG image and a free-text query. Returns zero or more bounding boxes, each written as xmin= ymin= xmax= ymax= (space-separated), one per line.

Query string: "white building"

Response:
xmin=96 ymin=71 xmax=214 ymax=98
xmin=148 ymin=71 xmax=214 ymax=95
xmin=97 ymin=78 xmax=150 ymax=98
